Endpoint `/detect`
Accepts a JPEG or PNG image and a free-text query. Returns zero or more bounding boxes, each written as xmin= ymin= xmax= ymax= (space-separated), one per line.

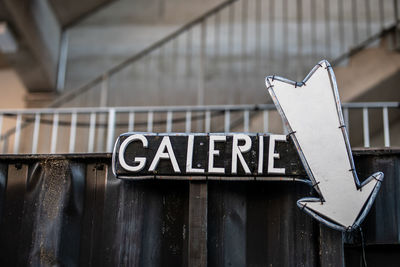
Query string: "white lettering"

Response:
xmin=119 ymin=134 xmax=148 ymax=172
xmin=258 ymin=135 xmax=264 ymax=174
xmin=186 ymin=135 xmax=204 ymax=173
xmin=208 ymin=135 xmax=226 ymax=174
xmin=268 ymin=134 xmax=286 ymax=174
xmin=231 ymin=134 xmax=251 ymax=174
xmin=149 ymin=136 xmax=181 ymax=173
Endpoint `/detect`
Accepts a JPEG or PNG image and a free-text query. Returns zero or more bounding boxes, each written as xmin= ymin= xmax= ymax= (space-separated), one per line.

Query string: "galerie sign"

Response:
xmin=112 ymin=133 xmax=305 ymax=179
xmin=112 ymin=60 xmax=383 ymax=231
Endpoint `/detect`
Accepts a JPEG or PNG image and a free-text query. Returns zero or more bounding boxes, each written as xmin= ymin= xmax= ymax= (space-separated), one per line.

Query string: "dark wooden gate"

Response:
xmin=0 ymin=149 xmax=399 ymax=266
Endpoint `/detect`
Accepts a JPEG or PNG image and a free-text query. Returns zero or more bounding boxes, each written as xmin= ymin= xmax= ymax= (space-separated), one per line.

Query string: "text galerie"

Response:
xmin=118 ymin=134 xmax=288 ymax=175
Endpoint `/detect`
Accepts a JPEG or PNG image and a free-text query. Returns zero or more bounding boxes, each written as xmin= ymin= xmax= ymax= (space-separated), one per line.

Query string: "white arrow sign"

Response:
xmin=265 ymin=60 xmax=383 ymax=231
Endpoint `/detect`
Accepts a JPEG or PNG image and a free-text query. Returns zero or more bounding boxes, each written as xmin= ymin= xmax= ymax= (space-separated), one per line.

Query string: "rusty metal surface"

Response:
xmin=0 ymin=149 xmax=398 ymax=266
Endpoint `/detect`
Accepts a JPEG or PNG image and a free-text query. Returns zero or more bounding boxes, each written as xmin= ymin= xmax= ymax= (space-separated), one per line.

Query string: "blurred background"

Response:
xmin=0 ymin=0 xmax=400 ymax=153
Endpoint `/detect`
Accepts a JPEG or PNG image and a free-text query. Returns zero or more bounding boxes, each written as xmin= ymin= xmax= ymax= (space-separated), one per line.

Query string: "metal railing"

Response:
xmin=0 ymin=102 xmax=398 ymax=154
xmin=54 ymin=0 xmax=399 ymax=108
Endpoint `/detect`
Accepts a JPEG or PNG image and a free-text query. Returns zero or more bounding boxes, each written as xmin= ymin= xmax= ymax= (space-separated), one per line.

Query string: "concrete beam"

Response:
xmin=49 ymin=0 xmax=114 ymax=27
xmin=1 ymin=0 xmax=61 ymax=92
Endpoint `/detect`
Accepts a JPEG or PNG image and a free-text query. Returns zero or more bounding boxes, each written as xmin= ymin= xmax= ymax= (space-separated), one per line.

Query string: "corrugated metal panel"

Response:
xmin=0 ymin=149 xmax=397 ymax=266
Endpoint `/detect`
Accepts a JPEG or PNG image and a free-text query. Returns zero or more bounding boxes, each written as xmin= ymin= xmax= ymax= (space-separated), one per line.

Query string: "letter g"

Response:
xmin=119 ymin=134 xmax=148 ymax=172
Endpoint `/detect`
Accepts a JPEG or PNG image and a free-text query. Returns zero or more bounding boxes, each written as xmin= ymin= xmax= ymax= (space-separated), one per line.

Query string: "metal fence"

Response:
xmin=55 ymin=0 xmax=399 ymax=108
xmin=0 ymin=102 xmax=398 ymax=154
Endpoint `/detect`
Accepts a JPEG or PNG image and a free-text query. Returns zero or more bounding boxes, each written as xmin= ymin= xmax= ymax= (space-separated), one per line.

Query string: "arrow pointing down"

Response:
xmin=265 ymin=60 xmax=383 ymax=230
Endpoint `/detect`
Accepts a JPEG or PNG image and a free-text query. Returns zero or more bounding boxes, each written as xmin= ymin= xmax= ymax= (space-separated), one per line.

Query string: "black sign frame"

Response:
xmin=112 ymin=133 xmax=307 ymax=181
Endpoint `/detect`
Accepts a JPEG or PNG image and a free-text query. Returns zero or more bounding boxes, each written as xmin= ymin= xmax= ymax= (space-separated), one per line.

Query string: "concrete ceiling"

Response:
xmin=49 ymin=0 xmax=115 ymax=27
xmin=0 ymin=0 xmax=114 ymax=93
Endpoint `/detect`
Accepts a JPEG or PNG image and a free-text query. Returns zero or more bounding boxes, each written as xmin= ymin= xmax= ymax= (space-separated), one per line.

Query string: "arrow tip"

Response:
xmin=298 ymin=172 xmax=383 ymax=231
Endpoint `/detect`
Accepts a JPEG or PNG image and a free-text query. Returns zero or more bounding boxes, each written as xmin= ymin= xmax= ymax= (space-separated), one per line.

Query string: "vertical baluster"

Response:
xmin=338 ymin=0 xmax=345 ymax=54
xmin=106 ymin=109 xmax=116 ymax=152
xmin=145 ymin=54 xmax=152 ymax=93
xmin=395 ymin=0 xmax=400 ymax=49
xmin=100 ymin=74 xmax=108 ymax=107
xmin=147 ymin=111 xmax=154 ymax=132
xmin=383 ymin=107 xmax=390 ymax=147
xmin=243 ymin=110 xmax=249 ymax=133
xmin=351 ymin=0 xmax=358 ymax=45
xmin=128 ymin=112 xmax=135 ymax=132
xmin=32 ymin=113 xmax=40 ymax=154
xmin=263 ymin=110 xmax=269 ymax=133
xmin=269 ymin=0 xmax=275 ymax=62
xmin=13 ymin=114 xmax=22 ymax=154
xmin=88 ymin=112 xmax=96 ymax=153
xmin=172 ymin=38 xmax=179 ymax=81
xmin=215 ymin=11 xmax=221 ymax=59
xmin=241 ymin=0 xmax=248 ymax=71
xmin=186 ymin=111 xmax=192 ymax=133
xmin=363 ymin=108 xmax=370 ymax=147
xmin=365 ymin=0 xmax=372 ymax=36
xmin=50 ymin=113 xmax=59 ymax=153
xmin=224 ymin=110 xmax=230 ymax=132
xmin=69 ymin=112 xmax=77 ymax=153
xmin=159 ymin=46 xmax=165 ymax=73
xmin=227 ymin=3 xmax=235 ymax=105
xmin=166 ymin=111 xmax=173 ymax=132
xmin=228 ymin=3 xmax=234 ymax=56
xmin=296 ymin=0 xmax=303 ymax=77
xmin=378 ymin=0 xmax=384 ymax=30
xmin=198 ymin=21 xmax=206 ymax=106
xmin=205 ymin=111 xmax=211 ymax=133
xmin=186 ymin=28 xmax=192 ymax=75
xmin=282 ymin=0 xmax=289 ymax=70
xmin=324 ymin=0 xmax=331 ymax=57
xmin=96 ymin=78 xmax=108 ymax=152
xmin=156 ymin=48 xmax=163 ymax=100
xmin=255 ymin=0 xmax=261 ymax=68
xmin=310 ymin=0 xmax=316 ymax=63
